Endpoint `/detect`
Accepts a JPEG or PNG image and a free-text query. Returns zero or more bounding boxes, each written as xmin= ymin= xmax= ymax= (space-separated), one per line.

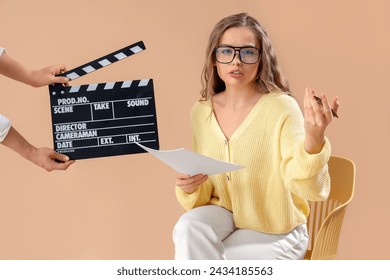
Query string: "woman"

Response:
xmin=173 ymin=13 xmax=339 ymax=260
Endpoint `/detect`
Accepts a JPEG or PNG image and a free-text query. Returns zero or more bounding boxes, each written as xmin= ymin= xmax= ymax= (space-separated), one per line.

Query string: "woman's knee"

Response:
xmin=173 ymin=205 xmax=235 ymax=243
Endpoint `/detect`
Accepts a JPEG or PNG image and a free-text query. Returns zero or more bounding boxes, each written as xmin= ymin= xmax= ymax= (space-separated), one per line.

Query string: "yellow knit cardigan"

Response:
xmin=176 ymin=92 xmax=331 ymax=234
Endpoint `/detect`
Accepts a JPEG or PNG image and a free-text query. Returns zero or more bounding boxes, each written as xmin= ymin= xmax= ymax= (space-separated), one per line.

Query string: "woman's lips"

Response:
xmin=229 ymin=70 xmax=243 ymax=78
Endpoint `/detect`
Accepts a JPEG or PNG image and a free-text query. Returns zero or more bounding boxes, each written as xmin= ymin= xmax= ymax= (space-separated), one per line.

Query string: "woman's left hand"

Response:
xmin=303 ymin=87 xmax=339 ymax=154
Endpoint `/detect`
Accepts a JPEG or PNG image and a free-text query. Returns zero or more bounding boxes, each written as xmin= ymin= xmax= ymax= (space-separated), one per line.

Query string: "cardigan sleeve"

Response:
xmin=175 ymin=180 xmax=214 ymax=210
xmin=279 ymin=99 xmax=331 ymax=201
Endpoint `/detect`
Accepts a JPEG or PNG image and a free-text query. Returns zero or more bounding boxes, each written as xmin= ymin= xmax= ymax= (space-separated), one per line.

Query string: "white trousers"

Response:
xmin=173 ymin=205 xmax=308 ymax=260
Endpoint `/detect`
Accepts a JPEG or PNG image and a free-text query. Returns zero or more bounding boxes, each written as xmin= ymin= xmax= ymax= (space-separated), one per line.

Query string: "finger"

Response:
xmin=58 ymin=160 xmax=75 ymax=170
xmin=309 ymin=89 xmax=322 ymax=112
xmin=320 ymin=93 xmax=332 ymax=121
xmin=332 ymin=96 xmax=340 ymax=113
xmin=178 ymin=175 xmax=208 ymax=192
xmin=58 ymin=64 xmax=67 ymax=73
xmin=52 ymin=64 xmax=67 ymax=74
xmin=176 ymin=173 xmax=205 ymax=181
xmin=304 ymin=88 xmax=315 ymax=119
xmin=176 ymin=174 xmax=208 ymax=187
xmin=185 ymin=174 xmax=207 ymax=183
xmin=176 ymin=173 xmax=191 ymax=179
xmin=51 ymin=151 xmax=70 ymax=163
xmin=308 ymin=89 xmax=327 ymax=124
xmin=53 ymin=76 xmax=70 ymax=85
xmin=57 ymin=64 xmax=69 ymax=86
xmin=50 ymin=160 xmax=75 ymax=171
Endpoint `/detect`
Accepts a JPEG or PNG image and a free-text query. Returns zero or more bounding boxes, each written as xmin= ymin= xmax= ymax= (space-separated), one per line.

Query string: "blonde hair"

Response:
xmin=200 ymin=13 xmax=291 ymax=100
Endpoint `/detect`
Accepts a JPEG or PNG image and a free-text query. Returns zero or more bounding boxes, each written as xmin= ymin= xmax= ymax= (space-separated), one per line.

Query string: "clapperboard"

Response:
xmin=48 ymin=41 xmax=159 ymax=160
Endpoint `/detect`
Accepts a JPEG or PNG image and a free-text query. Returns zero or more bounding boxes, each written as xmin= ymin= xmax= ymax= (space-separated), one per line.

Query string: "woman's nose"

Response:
xmin=231 ymin=50 xmax=241 ymax=65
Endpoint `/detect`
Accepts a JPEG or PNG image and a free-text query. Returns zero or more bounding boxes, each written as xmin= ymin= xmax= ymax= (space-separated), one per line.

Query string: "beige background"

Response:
xmin=0 ymin=0 xmax=389 ymax=259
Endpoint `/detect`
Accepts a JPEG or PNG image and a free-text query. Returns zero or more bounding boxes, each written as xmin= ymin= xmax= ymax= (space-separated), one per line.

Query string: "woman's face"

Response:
xmin=215 ymin=26 xmax=260 ymax=90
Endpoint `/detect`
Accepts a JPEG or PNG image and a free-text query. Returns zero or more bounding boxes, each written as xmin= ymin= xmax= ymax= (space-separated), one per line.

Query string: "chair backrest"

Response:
xmin=304 ymin=155 xmax=356 ymax=260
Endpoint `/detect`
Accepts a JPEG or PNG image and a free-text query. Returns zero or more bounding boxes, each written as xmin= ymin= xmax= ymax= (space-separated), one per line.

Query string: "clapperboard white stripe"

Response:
xmin=139 ymin=79 xmax=149 ymax=87
xmin=121 ymin=80 xmax=133 ymax=88
xmin=87 ymin=84 xmax=98 ymax=91
xmin=60 ymin=41 xmax=146 ymax=82
xmin=69 ymin=85 xmax=81 ymax=93
xmin=48 ymin=40 xmax=159 ymax=160
xmin=104 ymin=82 xmax=115 ymax=90
xmin=99 ymin=59 xmax=111 ymax=67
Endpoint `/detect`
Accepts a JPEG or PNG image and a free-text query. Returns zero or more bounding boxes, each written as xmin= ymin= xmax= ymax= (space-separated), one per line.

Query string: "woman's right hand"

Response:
xmin=175 ymin=173 xmax=208 ymax=193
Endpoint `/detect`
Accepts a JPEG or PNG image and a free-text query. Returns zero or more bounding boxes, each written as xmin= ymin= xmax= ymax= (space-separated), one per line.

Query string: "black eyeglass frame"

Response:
xmin=214 ymin=45 xmax=261 ymax=64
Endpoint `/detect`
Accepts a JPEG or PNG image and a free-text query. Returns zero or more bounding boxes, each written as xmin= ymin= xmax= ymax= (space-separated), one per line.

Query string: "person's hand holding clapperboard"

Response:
xmin=0 ymin=46 xmax=74 ymax=171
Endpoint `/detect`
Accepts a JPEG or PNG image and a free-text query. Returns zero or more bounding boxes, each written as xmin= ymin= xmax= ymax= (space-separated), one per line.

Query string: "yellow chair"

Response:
xmin=304 ymin=155 xmax=356 ymax=260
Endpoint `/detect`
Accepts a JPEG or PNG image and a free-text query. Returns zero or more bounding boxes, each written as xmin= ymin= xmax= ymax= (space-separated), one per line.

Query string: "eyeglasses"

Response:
xmin=215 ymin=46 xmax=261 ymax=64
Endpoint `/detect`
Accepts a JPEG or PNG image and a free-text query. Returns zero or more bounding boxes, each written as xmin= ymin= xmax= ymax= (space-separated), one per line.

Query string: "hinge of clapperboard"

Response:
xmin=48 ymin=41 xmax=146 ymax=96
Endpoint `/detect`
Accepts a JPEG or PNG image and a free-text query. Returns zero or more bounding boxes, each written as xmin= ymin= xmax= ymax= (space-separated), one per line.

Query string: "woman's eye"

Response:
xmin=242 ymin=49 xmax=255 ymax=55
xmin=220 ymin=48 xmax=233 ymax=54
